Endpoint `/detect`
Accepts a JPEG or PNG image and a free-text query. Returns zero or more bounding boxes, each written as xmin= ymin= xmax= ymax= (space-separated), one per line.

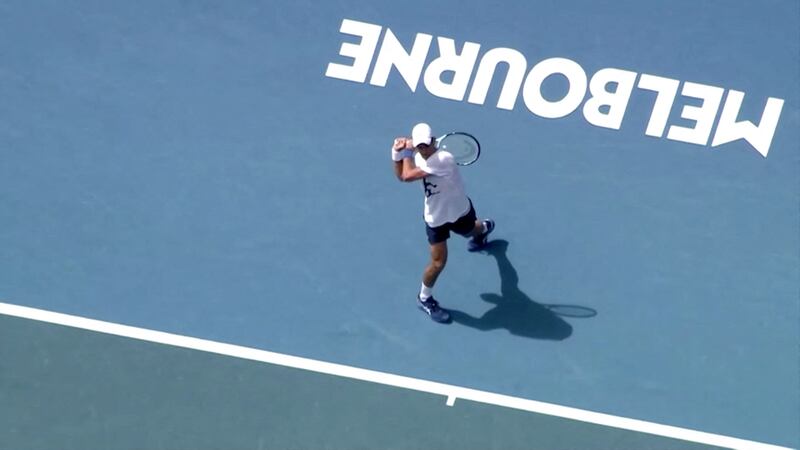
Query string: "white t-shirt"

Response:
xmin=415 ymin=150 xmax=471 ymax=227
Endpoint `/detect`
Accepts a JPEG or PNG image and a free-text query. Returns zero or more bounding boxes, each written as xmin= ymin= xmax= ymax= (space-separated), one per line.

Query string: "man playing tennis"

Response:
xmin=392 ymin=123 xmax=495 ymax=323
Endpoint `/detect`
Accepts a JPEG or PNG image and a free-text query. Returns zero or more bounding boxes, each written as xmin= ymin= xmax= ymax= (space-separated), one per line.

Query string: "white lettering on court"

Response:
xmin=422 ymin=37 xmax=482 ymax=101
xmin=326 ymin=18 xmax=787 ymax=157
xmin=369 ymin=29 xmax=432 ymax=91
xmin=325 ymin=19 xmax=382 ymax=83
xmin=583 ymin=68 xmax=638 ymax=130
xmin=522 ymin=57 xmax=588 ymax=119
xmin=467 ymin=47 xmax=528 ymax=110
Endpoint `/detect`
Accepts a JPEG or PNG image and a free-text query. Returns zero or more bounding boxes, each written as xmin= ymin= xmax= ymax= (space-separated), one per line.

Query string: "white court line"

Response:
xmin=0 ymin=301 xmax=791 ymax=450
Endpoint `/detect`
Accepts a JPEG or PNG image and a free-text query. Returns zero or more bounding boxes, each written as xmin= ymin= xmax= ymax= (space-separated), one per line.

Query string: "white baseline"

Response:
xmin=0 ymin=301 xmax=790 ymax=450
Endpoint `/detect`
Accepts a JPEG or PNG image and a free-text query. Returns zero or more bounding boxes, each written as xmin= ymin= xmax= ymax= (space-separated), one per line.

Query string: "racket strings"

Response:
xmin=438 ymin=133 xmax=480 ymax=166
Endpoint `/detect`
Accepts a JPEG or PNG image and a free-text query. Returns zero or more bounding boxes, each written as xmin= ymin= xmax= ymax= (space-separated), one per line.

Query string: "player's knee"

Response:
xmin=431 ymin=257 xmax=447 ymax=272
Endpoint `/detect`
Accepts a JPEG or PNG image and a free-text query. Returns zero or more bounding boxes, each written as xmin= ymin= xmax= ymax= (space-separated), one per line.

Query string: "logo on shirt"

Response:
xmin=423 ymin=178 xmax=439 ymax=198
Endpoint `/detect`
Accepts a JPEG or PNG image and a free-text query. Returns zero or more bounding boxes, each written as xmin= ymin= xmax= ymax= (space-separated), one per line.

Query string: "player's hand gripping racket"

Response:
xmin=435 ymin=132 xmax=481 ymax=166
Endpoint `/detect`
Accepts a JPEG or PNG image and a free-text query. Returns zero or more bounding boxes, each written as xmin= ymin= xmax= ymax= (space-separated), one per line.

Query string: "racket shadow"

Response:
xmin=449 ymin=239 xmax=596 ymax=341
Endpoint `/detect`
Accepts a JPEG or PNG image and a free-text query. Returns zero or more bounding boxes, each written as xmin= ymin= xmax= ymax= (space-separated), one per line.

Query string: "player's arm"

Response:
xmin=392 ymin=138 xmax=428 ymax=182
xmin=399 ymin=154 xmax=428 ymax=182
xmin=392 ymin=137 xmax=408 ymax=180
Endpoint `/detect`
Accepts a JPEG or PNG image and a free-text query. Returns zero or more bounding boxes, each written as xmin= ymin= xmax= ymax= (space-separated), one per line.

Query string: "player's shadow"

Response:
xmin=449 ymin=240 xmax=594 ymax=340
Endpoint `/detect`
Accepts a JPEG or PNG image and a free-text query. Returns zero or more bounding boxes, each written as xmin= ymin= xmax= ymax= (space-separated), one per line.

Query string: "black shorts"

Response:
xmin=425 ymin=200 xmax=477 ymax=244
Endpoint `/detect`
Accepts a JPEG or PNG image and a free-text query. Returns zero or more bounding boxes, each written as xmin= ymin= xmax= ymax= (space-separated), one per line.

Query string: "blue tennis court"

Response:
xmin=1 ymin=1 xmax=798 ymax=449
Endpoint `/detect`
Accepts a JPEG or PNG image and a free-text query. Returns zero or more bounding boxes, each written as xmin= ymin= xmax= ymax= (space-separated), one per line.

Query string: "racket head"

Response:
xmin=436 ymin=132 xmax=480 ymax=166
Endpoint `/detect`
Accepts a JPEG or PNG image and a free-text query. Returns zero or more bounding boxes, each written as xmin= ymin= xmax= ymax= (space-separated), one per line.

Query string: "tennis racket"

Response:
xmin=435 ymin=132 xmax=481 ymax=166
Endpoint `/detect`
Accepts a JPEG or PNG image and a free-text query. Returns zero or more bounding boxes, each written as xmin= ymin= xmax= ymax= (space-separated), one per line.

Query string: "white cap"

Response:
xmin=411 ymin=123 xmax=433 ymax=147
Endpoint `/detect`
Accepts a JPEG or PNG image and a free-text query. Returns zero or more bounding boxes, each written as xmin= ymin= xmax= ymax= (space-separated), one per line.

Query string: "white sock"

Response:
xmin=419 ymin=283 xmax=433 ymax=300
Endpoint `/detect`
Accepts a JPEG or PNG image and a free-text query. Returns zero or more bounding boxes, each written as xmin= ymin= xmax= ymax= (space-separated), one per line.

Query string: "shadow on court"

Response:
xmin=449 ymin=240 xmax=596 ymax=340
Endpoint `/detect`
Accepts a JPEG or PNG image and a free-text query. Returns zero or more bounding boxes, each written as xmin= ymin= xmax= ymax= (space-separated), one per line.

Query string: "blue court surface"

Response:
xmin=1 ymin=1 xmax=798 ymax=449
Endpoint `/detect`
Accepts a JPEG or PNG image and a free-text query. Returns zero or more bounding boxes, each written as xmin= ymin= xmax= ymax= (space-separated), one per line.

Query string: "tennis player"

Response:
xmin=392 ymin=123 xmax=495 ymax=323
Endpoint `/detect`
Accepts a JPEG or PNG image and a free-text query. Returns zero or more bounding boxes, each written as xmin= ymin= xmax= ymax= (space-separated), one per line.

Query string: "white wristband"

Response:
xmin=392 ymin=149 xmax=413 ymax=161
xmin=392 ymin=148 xmax=403 ymax=161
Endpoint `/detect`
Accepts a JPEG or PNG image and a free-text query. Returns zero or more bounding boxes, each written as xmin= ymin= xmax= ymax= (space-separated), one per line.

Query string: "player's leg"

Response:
xmin=422 ymin=241 xmax=448 ymax=291
xmin=452 ymin=200 xmax=495 ymax=251
xmin=418 ymin=225 xmax=451 ymax=323
xmin=467 ymin=218 xmax=495 ymax=251
xmin=467 ymin=219 xmax=487 ymax=237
